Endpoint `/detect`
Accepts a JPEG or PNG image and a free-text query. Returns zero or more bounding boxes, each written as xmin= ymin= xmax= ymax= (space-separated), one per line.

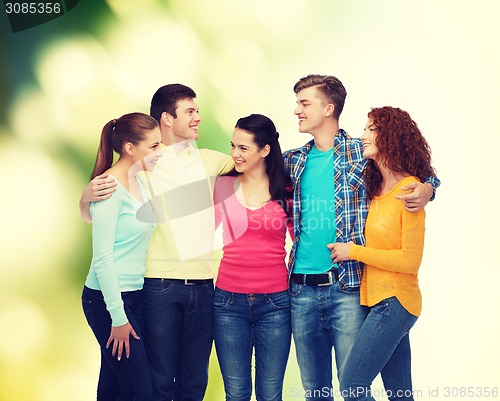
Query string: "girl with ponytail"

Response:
xmin=82 ymin=112 xmax=161 ymax=400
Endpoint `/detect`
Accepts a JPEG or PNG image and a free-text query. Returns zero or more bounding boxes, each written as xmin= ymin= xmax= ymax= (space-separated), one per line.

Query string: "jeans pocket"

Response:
xmin=143 ymin=279 xmax=174 ymax=294
xmin=213 ymin=289 xmax=231 ymax=308
xmin=371 ymin=299 xmax=391 ymax=316
xmin=289 ymin=282 xmax=303 ymax=298
xmin=82 ymin=299 xmax=94 ymax=327
xmin=269 ymin=292 xmax=291 ymax=309
xmin=338 ymin=283 xmax=361 ymax=294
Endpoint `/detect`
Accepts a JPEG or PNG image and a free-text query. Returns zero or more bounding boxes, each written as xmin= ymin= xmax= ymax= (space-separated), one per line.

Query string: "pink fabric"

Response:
xmin=214 ymin=176 xmax=289 ymax=294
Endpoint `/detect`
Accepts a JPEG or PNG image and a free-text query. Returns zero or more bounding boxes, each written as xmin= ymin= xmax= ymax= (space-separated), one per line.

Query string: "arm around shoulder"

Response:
xmin=79 ymin=174 xmax=117 ymax=223
xmin=80 ymin=196 xmax=92 ymax=224
xmin=423 ymin=175 xmax=441 ymax=201
xmin=396 ymin=178 xmax=438 ymax=213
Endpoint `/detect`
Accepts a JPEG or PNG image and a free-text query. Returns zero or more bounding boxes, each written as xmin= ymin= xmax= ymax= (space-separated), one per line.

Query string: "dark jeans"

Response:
xmin=82 ymin=286 xmax=152 ymax=401
xmin=142 ymin=278 xmax=214 ymax=401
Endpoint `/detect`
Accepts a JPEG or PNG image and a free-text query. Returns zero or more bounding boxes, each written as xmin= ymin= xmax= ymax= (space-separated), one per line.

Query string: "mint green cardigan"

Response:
xmin=85 ymin=179 xmax=155 ymax=326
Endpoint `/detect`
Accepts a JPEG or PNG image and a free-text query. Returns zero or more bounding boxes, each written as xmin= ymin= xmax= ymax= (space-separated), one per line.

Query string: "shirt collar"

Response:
xmin=160 ymin=141 xmax=197 ymax=158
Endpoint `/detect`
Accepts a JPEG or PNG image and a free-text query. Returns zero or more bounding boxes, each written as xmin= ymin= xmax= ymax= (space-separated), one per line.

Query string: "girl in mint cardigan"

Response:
xmin=82 ymin=112 xmax=161 ymax=400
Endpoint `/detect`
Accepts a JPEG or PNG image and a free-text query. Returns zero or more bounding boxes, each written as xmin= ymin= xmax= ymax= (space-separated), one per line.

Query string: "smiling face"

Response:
xmin=131 ymin=127 xmax=162 ymax=171
xmin=230 ymin=128 xmax=269 ymax=175
xmin=294 ymin=86 xmax=333 ymax=135
xmin=169 ymin=97 xmax=201 ymax=142
xmin=361 ymin=118 xmax=379 ymax=160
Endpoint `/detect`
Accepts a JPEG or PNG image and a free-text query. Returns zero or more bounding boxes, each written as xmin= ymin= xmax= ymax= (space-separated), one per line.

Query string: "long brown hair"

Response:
xmin=224 ymin=114 xmax=292 ymax=215
xmin=90 ymin=112 xmax=158 ymax=180
xmin=365 ymin=106 xmax=436 ymax=199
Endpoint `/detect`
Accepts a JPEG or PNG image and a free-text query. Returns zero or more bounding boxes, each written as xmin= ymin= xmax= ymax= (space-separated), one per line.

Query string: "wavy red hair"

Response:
xmin=365 ymin=106 xmax=436 ymax=199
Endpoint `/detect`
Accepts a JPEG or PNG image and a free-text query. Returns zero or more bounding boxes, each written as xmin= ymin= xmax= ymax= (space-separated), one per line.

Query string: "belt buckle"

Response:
xmin=317 ymin=271 xmax=333 ymax=287
xmin=184 ymin=279 xmax=195 ymax=286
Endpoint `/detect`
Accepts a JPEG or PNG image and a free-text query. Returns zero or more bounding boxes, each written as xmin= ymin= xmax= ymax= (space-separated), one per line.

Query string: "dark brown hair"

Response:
xmin=224 ymin=114 xmax=292 ymax=215
xmin=150 ymin=84 xmax=197 ymax=122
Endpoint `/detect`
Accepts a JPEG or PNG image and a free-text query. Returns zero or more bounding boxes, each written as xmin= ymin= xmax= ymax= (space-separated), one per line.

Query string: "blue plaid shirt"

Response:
xmin=283 ymin=129 xmax=440 ymax=289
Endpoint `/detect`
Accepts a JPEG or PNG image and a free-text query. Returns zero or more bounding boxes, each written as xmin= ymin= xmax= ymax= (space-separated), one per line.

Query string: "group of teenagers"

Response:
xmin=79 ymin=74 xmax=440 ymax=401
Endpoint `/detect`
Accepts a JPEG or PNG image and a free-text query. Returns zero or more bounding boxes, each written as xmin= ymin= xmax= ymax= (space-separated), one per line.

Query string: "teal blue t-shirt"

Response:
xmin=294 ymin=145 xmax=337 ymax=274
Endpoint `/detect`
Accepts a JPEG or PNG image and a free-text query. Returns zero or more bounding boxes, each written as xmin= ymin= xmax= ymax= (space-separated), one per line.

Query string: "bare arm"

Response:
xmin=394 ymin=182 xmax=433 ymax=212
xmin=79 ymin=174 xmax=117 ymax=223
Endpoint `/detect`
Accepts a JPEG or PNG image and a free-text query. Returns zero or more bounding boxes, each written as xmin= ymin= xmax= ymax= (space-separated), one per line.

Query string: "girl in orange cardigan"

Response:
xmin=329 ymin=106 xmax=436 ymax=401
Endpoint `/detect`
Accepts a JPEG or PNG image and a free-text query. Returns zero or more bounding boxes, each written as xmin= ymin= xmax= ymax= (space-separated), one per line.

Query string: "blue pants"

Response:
xmin=214 ymin=287 xmax=291 ymax=401
xmin=142 ymin=278 xmax=214 ymax=401
xmin=81 ymin=286 xmax=152 ymax=401
xmin=290 ymin=280 xmax=369 ymax=401
xmin=340 ymin=297 xmax=418 ymax=401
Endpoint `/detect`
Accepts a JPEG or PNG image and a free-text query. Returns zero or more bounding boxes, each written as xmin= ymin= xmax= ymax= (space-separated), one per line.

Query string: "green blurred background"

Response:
xmin=1 ymin=1 xmax=499 ymax=400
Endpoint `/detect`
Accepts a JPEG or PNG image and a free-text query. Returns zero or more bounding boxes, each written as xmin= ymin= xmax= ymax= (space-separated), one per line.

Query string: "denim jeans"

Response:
xmin=81 ymin=286 xmax=152 ymax=401
xmin=339 ymin=296 xmax=418 ymax=401
xmin=290 ymin=280 xmax=369 ymax=401
xmin=214 ymin=287 xmax=291 ymax=401
xmin=142 ymin=278 xmax=214 ymax=401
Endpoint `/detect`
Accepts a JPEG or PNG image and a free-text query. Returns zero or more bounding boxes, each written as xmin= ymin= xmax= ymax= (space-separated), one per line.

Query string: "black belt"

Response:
xmin=147 ymin=278 xmax=213 ymax=286
xmin=173 ymin=278 xmax=213 ymax=286
xmin=291 ymin=269 xmax=339 ymax=286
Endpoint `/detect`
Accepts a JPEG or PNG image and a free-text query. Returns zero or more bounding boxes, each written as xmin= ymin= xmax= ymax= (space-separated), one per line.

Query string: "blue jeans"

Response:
xmin=142 ymin=278 xmax=214 ymax=401
xmin=290 ymin=281 xmax=369 ymax=401
xmin=214 ymin=287 xmax=291 ymax=401
xmin=81 ymin=286 xmax=152 ymax=401
xmin=340 ymin=297 xmax=418 ymax=401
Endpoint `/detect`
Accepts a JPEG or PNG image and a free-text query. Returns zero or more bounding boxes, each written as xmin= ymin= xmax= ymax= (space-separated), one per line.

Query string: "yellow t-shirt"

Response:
xmin=137 ymin=143 xmax=233 ymax=279
xmin=349 ymin=176 xmax=425 ymax=316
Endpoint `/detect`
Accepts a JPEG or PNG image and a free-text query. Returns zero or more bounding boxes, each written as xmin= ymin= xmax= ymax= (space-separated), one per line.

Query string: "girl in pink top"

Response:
xmin=213 ymin=114 xmax=292 ymax=401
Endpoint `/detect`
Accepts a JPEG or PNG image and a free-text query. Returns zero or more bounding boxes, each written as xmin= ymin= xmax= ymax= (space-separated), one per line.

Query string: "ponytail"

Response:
xmin=90 ymin=119 xmax=115 ymax=180
xmin=89 ymin=113 xmax=159 ymax=181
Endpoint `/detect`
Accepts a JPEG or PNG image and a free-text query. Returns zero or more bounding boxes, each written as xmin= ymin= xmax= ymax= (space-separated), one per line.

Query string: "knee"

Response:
xmin=339 ymin=374 xmax=368 ymax=401
xmin=224 ymin=379 xmax=252 ymax=401
xmin=225 ymin=388 xmax=252 ymax=401
xmin=123 ymin=389 xmax=152 ymax=401
xmin=122 ymin=381 xmax=152 ymax=401
xmin=339 ymin=384 xmax=371 ymax=401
